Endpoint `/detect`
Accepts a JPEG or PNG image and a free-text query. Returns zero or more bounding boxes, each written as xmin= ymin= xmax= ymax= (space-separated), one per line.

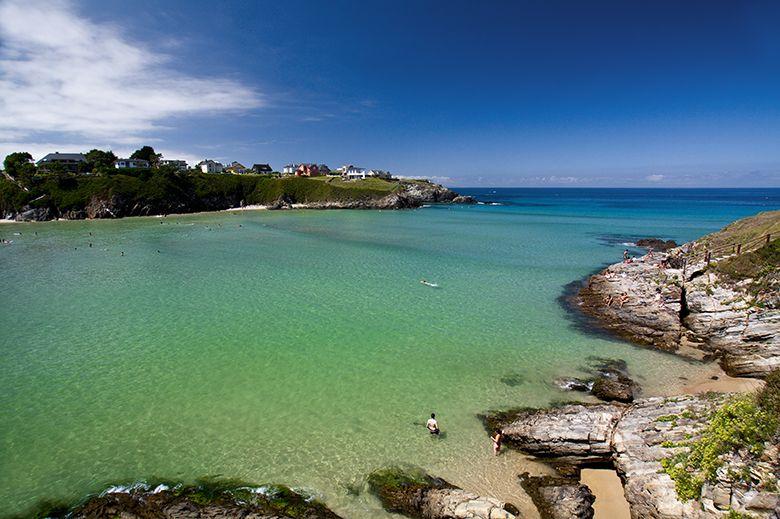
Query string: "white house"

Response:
xmin=159 ymin=159 xmax=188 ymax=170
xmin=338 ymin=164 xmax=366 ymax=180
xmin=198 ymin=159 xmax=224 ymax=173
xmin=115 ymin=158 xmax=149 ymax=169
xmin=338 ymin=164 xmax=391 ymax=180
xmin=283 ymin=164 xmax=298 ymax=175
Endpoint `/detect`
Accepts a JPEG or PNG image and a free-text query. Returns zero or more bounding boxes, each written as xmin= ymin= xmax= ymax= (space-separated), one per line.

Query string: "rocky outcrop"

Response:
xmin=555 ymin=357 xmax=639 ymax=403
xmin=576 ymin=211 xmax=780 ymax=378
xmin=636 ymin=238 xmax=679 ymax=251
xmin=484 ymin=394 xmax=780 ymax=519
xmin=38 ymin=480 xmax=343 ymax=519
xmin=367 ymin=467 xmax=519 ymax=519
xmin=519 ymin=473 xmax=595 ymax=519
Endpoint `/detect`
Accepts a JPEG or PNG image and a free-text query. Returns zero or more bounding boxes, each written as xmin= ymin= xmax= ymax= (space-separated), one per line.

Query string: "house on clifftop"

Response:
xmin=159 ymin=159 xmax=188 ymax=170
xmin=36 ymin=152 xmax=87 ymax=172
xmin=252 ymin=163 xmax=273 ymax=174
xmin=295 ymin=163 xmax=321 ymax=177
xmin=224 ymin=161 xmax=248 ymax=174
xmin=115 ymin=158 xmax=149 ymax=169
xmin=197 ymin=159 xmax=224 ymax=173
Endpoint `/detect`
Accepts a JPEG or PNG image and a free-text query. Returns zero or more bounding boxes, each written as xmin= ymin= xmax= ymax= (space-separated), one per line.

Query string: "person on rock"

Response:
xmin=426 ymin=413 xmax=440 ymax=435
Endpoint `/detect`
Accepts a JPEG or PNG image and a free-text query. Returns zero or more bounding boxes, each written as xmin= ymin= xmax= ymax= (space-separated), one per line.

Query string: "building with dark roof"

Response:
xmin=36 ymin=152 xmax=87 ymax=172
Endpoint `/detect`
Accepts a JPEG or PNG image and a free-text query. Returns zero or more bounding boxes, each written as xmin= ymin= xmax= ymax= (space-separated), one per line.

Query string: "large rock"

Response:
xmin=41 ymin=481 xmax=343 ymax=519
xmin=556 ymin=357 xmax=639 ymax=403
xmin=519 ymin=473 xmax=595 ymax=519
xmin=636 ymin=238 xmax=678 ymax=251
xmin=367 ymin=467 xmax=518 ymax=519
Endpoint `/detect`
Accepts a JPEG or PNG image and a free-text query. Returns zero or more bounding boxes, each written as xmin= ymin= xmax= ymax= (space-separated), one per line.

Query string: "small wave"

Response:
xmin=421 ymin=204 xmax=431 ymax=208
xmin=621 ymin=242 xmax=637 ymax=247
xmin=101 ymin=482 xmax=150 ymax=495
xmin=488 ymin=202 xmax=502 ymax=206
xmin=477 ymin=201 xmax=486 ymax=205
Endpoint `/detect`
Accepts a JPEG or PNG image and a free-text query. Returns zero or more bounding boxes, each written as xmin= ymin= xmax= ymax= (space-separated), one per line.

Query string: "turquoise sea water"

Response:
xmin=1 ymin=188 xmax=778 ymax=517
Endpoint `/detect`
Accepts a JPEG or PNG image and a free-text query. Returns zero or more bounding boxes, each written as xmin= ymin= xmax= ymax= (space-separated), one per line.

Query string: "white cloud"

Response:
xmin=645 ymin=174 xmax=665 ymax=182
xmin=0 ymin=0 xmax=262 ymax=148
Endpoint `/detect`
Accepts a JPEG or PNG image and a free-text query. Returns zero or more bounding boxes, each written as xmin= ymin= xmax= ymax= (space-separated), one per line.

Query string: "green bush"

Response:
xmin=661 ymin=376 xmax=780 ymax=502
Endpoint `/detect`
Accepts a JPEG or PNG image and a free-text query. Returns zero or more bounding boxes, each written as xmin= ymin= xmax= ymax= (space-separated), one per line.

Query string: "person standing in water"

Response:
xmin=491 ymin=430 xmax=503 ymax=455
xmin=426 ymin=413 xmax=440 ymax=435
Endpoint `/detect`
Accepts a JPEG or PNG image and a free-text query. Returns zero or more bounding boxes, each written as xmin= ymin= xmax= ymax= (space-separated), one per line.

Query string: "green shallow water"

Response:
xmin=0 ymin=201 xmax=764 ymax=517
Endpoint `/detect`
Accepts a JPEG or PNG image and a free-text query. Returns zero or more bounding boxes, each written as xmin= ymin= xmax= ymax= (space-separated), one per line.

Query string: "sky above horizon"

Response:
xmin=1 ymin=0 xmax=779 ymax=187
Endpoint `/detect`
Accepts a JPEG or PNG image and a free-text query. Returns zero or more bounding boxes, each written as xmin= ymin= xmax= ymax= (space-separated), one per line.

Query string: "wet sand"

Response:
xmin=581 ymin=468 xmax=631 ymax=519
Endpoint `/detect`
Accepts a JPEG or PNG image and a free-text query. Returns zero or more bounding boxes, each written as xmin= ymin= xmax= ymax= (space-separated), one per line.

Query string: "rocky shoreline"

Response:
xmin=483 ymin=389 xmax=779 ymax=518
xmin=4 ymin=180 xmax=476 ymax=222
xmin=474 ymin=210 xmax=780 ymax=519
xmin=574 ymin=210 xmax=780 ymax=378
xmin=20 ymin=480 xmax=344 ymax=519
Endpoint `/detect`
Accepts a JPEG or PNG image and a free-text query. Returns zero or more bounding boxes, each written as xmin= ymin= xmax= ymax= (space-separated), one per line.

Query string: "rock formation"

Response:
xmin=576 ymin=210 xmax=780 ymax=378
xmin=518 ymin=473 xmax=595 ymax=519
xmin=484 ymin=394 xmax=780 ymax=518
xmin=38 ymin=480 xmax=343 ymax=519
xmin=367 ymin=467 xmax=519 ymax=519
xmin=555 ymin=357 xmax=639 ymax=403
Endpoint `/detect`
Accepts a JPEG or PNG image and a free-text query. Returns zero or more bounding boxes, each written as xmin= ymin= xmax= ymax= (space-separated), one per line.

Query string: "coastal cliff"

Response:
xmin=0 ymin=173 xmax=475 ymax=222
xmin=576 ymin=210 xmax=780 ymax=378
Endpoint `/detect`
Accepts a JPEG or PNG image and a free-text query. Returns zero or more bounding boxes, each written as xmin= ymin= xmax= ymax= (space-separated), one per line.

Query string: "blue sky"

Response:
xmin=1 ymin=0 xmax=779 ymax=186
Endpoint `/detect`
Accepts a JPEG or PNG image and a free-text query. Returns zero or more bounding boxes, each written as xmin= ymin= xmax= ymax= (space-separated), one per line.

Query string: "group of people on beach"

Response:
xmin=425 ymin=412 xmax=504 ymax=455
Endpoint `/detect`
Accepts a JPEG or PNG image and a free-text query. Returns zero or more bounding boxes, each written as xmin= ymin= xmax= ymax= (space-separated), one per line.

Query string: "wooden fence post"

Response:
xmin=767 ymin=234 xmax=772 ymax=245
xmin=736 ymin=244 xmax=741 ymax=255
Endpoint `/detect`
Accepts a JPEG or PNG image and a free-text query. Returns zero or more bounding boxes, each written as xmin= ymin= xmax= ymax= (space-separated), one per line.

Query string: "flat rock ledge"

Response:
xmin=34 ymin=481 xmax=343 ymax=519
xmin=367 ymin=467 xmax=519 ymax=519
xmin=484 ymin=395 xmax=780 ymax=519
xmin=576 ymin=238 xmax=780 ymax=378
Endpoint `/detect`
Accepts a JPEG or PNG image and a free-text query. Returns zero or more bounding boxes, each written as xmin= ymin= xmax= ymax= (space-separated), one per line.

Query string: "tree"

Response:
xmin=85 ymin=149 xmax=117 ymax=173
xmin=3 ymin=152 xmax=33 ymax=176
xmin=3 ymin=152 xmax=37 ymax=185
xmin=130 ymin=146 xmax=162 ymax=166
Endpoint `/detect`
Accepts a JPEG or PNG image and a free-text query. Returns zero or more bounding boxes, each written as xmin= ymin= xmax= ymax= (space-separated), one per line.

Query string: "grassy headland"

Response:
xmin=0 ymin=169 xmax=445 ymax=220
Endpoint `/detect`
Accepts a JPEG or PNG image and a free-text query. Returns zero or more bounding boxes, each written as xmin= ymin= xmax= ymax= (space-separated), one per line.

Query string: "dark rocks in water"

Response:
xmin=554 ymin=377 xmax=594 ymax=392
xmin=591 ymin=375 xmax=635 ymax=403
xmin=37 ymin=479 xmax=343 ymax=519
xmin=366 ymin=466 xmax=518 ymax=518
xmin=519 ymin=473 xmax=595 ymax=519
xmin=451 ymin=195 xmax=478 ymax=204
xmin=587 ymin=357 xmax=637 ymax=403
xmin=500 ymin=372 xmax=525 ymax=386
xmin=635 ymin=238 xmax=678 ymax=251
xmin=556 ymin=357 xmax=638 ymax=402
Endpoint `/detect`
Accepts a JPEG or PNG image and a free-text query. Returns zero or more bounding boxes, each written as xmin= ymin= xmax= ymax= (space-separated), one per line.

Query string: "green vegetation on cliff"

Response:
xmin=661 ymin=370 xmax=780 ymax=501
xmin=0 ymin=169 xmax=404 ymax=219
xmin=712 ymin=238 xmax=780 ymax=302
